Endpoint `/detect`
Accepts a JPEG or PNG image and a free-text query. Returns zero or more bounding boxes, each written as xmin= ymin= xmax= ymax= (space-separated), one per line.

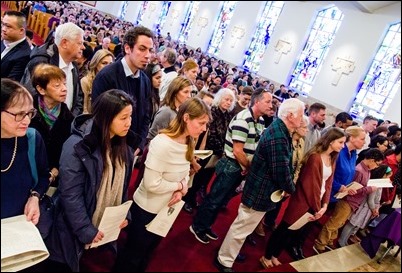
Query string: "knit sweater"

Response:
xmin=134 ymin=134 xmax=190 ymax=213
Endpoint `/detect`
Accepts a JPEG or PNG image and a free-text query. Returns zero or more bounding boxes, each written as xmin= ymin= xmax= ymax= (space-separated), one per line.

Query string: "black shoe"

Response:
xmin=183 ymin=203 xmax=193 ymax=214
xmin=286 ymin=246 xmax=302 ymax=261
xmin=214 ymin=257 xmax=235 ymax=272
xmin=297 ymin=246 xmax=306 ymax=259
xmin=205 ymin=229 xmax=219 ymax=240
xmin=235 ymin=253 xmax=246 ymax=263
xmin=189 ymin=225 xmax=210 ymax=244
xmin=246 ymin=235 xmax=257 ymax=246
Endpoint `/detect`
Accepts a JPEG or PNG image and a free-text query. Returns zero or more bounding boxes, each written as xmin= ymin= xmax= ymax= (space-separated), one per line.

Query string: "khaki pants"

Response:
xmin=315 ymin=199 xmax=352 ymax=250
xmin=218 ymin=203 xmax=265 ymax=267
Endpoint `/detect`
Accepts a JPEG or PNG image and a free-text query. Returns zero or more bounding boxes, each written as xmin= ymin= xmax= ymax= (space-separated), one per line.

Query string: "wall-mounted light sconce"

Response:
xmin=331 ymin=57 xmax=355 ymax=85
xmin=170 ymin=9 xmax=179 ymax=26
xmin=274 ymin=39 xmax=292 ymax=64
xmin=230 ymin=25 xmax=245 ymax=48
xmin=197 ymin=17 xmax=208 ymax=36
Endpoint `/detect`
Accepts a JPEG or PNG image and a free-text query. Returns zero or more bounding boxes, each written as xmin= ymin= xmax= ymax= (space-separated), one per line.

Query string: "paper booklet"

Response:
xmin=288 ymin=212 xmax=314 ymax=230
xmin=1 ymin=215 xmax=49 ymax=272
xmin=367 ymin=178 xmax=393 ymax=188
xmin=146 ymin=200 xmax=185 ymax=237
xmin=392 ymin=194 xmax=401 ymax=209
xmin=88 ymin=200 xmax=133 ymax=249
xmin=334 ymin=182 xmax=363 ymax=199
xmin=194 ymin=150 xmax=213 ymax=160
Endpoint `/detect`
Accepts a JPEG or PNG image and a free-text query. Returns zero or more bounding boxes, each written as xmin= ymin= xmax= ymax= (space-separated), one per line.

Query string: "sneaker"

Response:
xmin=183 ymin=203 xmax=193 ymax=214
xmin=235 ymin=253 xmax=246 ymax=263
xmin=205 ymin=229 xmax=219 ymax=240
xmin=214 ymin=257 xmax=235 ymax=272
xmin=313 ymin=245 xmax=328 ymax=255
xmin=189 ymin=225 xmax=210 ymax=244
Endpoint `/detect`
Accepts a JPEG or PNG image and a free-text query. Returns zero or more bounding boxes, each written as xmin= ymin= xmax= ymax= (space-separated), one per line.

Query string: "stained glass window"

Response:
xmin=119 ymin=1 xmax=128 ymax=20
xmin=136 ymin=1 xmax=148 ymax=25
xmin=177 ymin=1 xmax=201 ymax=44
xmin=349 ymin=23 xmax=401 ymax=121
xmin=154 ymin=1 xmax=172 ymax=35
xmin=242 ymin=1 xmax=285 ymax=73
xmin=288 ymin=6 xmax=344 ymax=95
xmin=207 ymin=1 xmax=238 ymax=56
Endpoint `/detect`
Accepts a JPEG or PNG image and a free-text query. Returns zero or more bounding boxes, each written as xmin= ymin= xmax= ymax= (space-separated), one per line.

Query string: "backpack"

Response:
xmin=27 ymin=128 xmax=57 ymax=239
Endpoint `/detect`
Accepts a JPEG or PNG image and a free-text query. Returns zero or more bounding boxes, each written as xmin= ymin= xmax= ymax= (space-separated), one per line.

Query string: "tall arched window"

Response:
xmin=349 ymin=23 xmax=401 ymax=121
xmin=154 ymin=1 xmax=172 ymax=35
xmin=136 ymin=1 xmax=148 ymax=25
xmin=207 ymin=1 xmax=238 ymax=56
xmin=177 ymin=1 xmax=201 ymax=44
xmin=288 ymin=5 xmax=344 ymax=95
xmin=242 ymin=1 xmax=285 ymax=73
xmin=118 ymin=1 xmax=128 ymax=20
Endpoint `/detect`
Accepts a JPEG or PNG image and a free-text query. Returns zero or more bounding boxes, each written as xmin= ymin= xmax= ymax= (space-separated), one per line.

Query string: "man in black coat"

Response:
xmin=1 ymin=11 xmax=32 ymax=81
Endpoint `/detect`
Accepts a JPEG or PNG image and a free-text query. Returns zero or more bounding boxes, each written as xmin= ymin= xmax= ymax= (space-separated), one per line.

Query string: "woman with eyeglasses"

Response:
xmin=29 ymin=64 xmax=75 ymax=186
xmin=1 ymin=78 xmax=49 ymax=225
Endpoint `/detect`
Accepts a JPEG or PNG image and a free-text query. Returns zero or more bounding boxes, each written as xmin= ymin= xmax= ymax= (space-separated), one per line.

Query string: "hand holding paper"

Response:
xmin=334 ymin=182 xmax=363 ymax=199
xmin=288 ymin=212 xmax=314 ymax=230
xmin=146 ymin=200 xmax=185 ymax=237
xmin=89 ymin=200 xmax=133 ymax=248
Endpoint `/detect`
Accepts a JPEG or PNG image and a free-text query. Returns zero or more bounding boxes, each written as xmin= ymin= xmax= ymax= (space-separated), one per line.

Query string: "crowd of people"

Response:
xmin=1 ymin=1 xmax=401 ymax=272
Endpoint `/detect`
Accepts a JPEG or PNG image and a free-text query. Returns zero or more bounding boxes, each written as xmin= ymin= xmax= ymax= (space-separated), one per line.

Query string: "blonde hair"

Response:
xmin=345 ymin=125 xmax=365 ymax=140
xmin=178 ymin=59 xmax=198 ymax=75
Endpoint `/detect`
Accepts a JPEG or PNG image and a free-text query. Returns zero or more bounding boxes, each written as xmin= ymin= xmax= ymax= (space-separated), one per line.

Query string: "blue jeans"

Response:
xmin=192 ymin=157 xmax=244 ymax=233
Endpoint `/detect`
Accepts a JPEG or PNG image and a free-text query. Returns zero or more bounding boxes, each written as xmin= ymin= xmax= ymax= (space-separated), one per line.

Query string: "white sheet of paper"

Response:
xmin=334 ymin=182 xmax=363 ymax=199
xmin=288 ymin=212 xmax=314 ymax=230
xmin=1 ymin=215 xmax=49 ymax=272
xmin=146 ymin=200 xmax=185 ymax=237
xmin=367 ymin=178 xmax=393 ymax=188
xmin=89 ymin=200 xmax=133 ymax=248
xmin=392 ymin=195 xmax=401 ymax=209
xmin=194 ymin=150 xmax=213 ymax=160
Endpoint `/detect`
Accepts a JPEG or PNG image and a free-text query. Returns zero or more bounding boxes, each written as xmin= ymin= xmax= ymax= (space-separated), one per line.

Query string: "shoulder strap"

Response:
xmin=27 ymin=128 xmax=38 ymax=188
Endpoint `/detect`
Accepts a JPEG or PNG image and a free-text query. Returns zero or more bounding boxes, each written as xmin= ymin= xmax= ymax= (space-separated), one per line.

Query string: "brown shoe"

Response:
xmin=255 ymin=222 xmax=266 ymax=237
xmin=348 ymin=234 xmax=361 ymax=244
xmin=259 ymin=256 xmax=274 ymax=269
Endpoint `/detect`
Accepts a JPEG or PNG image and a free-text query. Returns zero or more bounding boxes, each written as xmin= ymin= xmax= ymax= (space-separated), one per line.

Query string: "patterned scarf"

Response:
xmin=38 ymin=96 xmax=61 ymax=129
xmin=92 ymin=150 xmax=125 ymax=227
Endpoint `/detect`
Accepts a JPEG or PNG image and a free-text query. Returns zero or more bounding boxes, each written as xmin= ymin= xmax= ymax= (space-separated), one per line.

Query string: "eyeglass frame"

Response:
xmin=3 ymin=109 xmax=37 ymax=122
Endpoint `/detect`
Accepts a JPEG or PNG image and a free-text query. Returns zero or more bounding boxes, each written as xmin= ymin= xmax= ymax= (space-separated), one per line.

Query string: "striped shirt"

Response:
xmin=224 ymin=107 xmax=265 ymax=159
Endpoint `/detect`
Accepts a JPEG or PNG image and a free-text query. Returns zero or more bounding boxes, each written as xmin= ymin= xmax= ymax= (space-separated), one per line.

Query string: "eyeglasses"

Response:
xmin=3 ymin=109 xmax=37 ymax=122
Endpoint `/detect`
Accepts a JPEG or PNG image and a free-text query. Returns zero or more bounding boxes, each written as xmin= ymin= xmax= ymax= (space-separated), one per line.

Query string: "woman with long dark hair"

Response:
xmin=45 ymin=89 xmax=141 ymax=272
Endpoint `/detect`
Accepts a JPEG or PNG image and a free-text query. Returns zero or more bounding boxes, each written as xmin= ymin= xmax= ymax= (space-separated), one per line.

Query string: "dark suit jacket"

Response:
xmin=1 ymin=39 xmax=32 ymax=81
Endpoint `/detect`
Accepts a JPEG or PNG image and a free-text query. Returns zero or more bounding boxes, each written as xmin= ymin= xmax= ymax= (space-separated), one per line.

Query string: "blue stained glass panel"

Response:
xmin=288 ymin=6 xmax=344 ymax=95
xmin=207 ymin=1 xmax=238 ymax=56
xmin=349 ymin=23 xmax=401 ymax=121
xmin=178 ymin=1 xmax=201 ymax=44
xmin=242 ymin=1 xmax=285 ymax=73
xmin=136 ymin=1 xmax=148 ymax=25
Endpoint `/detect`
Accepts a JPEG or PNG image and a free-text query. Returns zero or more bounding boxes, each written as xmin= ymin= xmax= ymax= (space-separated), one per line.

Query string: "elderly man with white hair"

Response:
xmin=214 ymin=98 xmax=305 ymax=272
xmin=21 ymin=22 xmax=85 ymax=116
